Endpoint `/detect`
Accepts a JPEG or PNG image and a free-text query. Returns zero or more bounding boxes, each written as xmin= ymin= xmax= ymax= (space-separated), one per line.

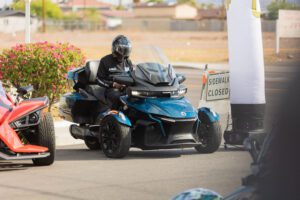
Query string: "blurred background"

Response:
xmin=0 ymin=0 xmax=299 ymax=65
xmin=0 ymin=0 xmax=299 ymax=126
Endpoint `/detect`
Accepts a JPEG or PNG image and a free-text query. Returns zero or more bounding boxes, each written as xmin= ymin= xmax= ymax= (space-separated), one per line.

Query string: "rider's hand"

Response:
xmin=113 ymin=82 xmax=125 ymax=89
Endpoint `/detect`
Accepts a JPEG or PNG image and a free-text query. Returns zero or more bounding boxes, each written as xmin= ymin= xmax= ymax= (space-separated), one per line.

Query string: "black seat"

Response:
xmin=84 ymin=60 xmax=107 ymax=104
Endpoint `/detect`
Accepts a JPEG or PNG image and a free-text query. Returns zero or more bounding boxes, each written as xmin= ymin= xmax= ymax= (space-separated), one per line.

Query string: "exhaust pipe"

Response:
xmin=70 ymin=124 xmax=98 ymax=140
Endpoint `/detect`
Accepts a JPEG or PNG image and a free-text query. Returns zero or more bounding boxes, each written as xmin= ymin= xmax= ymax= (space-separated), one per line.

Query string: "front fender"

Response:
xmin=104 ymin=111 xmax=132 ymax=127
xmin=198 ymin=107 xmax=220 ymax=123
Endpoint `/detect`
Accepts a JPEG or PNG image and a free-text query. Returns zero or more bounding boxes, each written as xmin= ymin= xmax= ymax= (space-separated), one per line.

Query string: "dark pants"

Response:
xmin=106 ymin=89 xmax=122 ymax=110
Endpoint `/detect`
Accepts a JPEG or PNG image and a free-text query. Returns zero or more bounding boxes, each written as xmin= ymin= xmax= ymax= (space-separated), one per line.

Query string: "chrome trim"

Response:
xmin=156 ymin=116 xmax=197 ymax=123
xmin=0 ymin=152 xmax=50 ymax=160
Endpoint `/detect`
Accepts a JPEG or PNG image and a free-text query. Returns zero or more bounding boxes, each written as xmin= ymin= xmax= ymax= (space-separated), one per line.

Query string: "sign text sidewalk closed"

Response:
xmin=206 ymin=72 xmax=230 ymax=101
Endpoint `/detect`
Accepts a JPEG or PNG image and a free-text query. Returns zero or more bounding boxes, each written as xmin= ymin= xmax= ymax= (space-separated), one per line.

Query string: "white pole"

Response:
xmin=25 ymin=0 xmax=31 ymax=43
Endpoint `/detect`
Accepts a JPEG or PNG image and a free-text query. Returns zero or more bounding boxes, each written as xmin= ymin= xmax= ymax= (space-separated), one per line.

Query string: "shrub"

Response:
xmin=12 ymin=0 xmax=63 ymax=19
xmin=0 ymin=42 xmax=86 ymax=110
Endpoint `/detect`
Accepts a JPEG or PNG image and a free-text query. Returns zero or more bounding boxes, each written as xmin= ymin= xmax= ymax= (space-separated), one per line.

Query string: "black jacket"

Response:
xmin=97 ymin=54 xmax=133 ymax=88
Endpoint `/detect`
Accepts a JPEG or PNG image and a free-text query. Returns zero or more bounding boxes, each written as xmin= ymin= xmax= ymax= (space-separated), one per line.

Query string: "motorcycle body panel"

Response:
xmin=120 ymin=96 xmax=197 ymax=119
xmin=198 ymin=107 xmax=220 ymax=123
xmin=0 ymin=86 xmax=50 ymax=155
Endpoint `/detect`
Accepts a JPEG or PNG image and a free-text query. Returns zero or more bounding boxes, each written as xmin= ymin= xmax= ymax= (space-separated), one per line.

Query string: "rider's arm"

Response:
xmin=97 ymin=59 xmax=113 ymax=88
xmin=127 ymin=59 xmax=134 ymax=71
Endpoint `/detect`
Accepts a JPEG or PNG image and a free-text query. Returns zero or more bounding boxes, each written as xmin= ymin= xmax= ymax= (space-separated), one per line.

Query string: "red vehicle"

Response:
xmin=0 ymin=83 xmax=55 ymax=166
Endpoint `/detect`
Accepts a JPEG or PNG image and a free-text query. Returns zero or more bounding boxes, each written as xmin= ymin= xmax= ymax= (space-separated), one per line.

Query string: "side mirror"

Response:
xmin=176 ymin=74 xmax=186 ymax=84
xmin=16 ymin=85 xmax=34 ymax=96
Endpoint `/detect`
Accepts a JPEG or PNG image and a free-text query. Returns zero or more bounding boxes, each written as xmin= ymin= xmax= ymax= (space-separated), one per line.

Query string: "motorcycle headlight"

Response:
xmin=176 ymin=87 xmax=187 ymax=97
xmin=10 ymin=111 xmax=41 ymax=129
xmin=130 ymin=88 xmax=187 ymax=98
xmin=131 ymin=91 xmax=155 ymax=98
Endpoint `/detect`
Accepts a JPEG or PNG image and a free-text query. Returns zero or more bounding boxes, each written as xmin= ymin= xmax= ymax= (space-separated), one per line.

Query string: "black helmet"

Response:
xmin=112 ymin=35 xmax=132 ymax=61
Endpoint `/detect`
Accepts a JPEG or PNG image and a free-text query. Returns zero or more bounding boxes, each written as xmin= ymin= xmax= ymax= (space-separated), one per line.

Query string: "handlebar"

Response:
xmin=113 ymin=74 xmax=134 ymax=86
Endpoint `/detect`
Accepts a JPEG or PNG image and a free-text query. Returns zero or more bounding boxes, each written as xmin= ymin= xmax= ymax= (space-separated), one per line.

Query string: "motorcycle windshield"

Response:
xmin=0 ymin=82 xmax=13 ymax=123
xmin=135 ymin=63 xmax=176 ymax=85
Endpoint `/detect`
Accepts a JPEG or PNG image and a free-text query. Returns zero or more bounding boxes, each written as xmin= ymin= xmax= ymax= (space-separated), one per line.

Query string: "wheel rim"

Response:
xmin=101 ymin=121 xmax=121 ymax=154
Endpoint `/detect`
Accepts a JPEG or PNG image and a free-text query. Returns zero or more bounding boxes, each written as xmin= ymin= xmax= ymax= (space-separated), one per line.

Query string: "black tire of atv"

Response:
xmin=84 ymin=138 xmax=101 ymax=150
xmin=100 ymin=115 xmax=131 ymax=158
xmin=195 ymin=116 xmax=222 ymax=154
xmin=32 ymin=112 xmax=55 ymax=166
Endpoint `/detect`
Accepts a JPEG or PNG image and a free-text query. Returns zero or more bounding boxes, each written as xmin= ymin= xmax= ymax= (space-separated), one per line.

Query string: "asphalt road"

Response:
xmin=1 ymin=63 xmax=295 ymax=200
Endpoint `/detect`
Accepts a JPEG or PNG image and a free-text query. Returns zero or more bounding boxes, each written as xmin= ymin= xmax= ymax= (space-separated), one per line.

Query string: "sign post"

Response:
xmin=25 ymin=0 xmax=31 ymax=43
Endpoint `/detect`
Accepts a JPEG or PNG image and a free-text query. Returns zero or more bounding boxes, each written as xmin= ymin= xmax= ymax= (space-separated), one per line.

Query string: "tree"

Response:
xmin=147 ymin=0 xmax=164 ymax=3
xmin=177 ymin=0 xmax=197 ymax=7
xmin=267 ymin=0 xmax=300 ymax=20
xmin=84 ymin=8 xmax=101 ymax=22
xmin=206 ymin=3 xmax=215 ymax=9
xmin=12 ymin=0 xmax=62 ymax=19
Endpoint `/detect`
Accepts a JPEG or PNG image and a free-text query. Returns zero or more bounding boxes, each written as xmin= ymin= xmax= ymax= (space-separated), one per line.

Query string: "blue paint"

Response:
xmin=111 ymin=112 xmax=132 ymax=127
xmin=120 ymin=96 xmax=197 ymax=119
xmin=67 ymin=67 xmax=84 ymax=81
xmin=63 ymin=92 xmax=85 ymax=108
xmin=97 ymin=110 xmax=132 ymax=127
xmin=97 ymin=110 xmax=132 ymax=126
xmin=198 ymin=107 xmax=220 ymax=122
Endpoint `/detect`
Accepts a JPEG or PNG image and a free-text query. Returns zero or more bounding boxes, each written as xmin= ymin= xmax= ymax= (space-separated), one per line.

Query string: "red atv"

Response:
xmin=0 ymin=83 xmax=55 ymax=166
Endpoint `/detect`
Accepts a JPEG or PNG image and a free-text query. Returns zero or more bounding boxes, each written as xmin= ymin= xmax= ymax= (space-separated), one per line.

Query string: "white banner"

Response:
xmin=226 ymin=0 xmax=265 ymax=104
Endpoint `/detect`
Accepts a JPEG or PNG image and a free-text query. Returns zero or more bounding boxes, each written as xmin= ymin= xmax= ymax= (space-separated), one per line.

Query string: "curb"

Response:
xmin=54 ymin=121 xmax=84 ymax=146
xmin=172 ymin=62 xmax=229 ymax=71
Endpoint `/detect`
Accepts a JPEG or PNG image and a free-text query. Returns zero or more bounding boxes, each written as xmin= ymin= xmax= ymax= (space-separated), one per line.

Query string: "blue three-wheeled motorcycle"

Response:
xmin=59 ymin=61 xmax=222 ymax=158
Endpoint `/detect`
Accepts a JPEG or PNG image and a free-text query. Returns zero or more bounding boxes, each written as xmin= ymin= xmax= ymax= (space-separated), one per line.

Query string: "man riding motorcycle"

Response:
xmin=97 ymin=35 xmax=133 ymax=110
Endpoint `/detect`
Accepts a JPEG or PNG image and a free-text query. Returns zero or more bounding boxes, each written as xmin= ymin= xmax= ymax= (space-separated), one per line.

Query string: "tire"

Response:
xmin=195 ymin=114 xmax=222 ymax=153
xmin=84 ymin=138 xmax=101 ymax=150
xmin=100 ymin=115 xmax=131 ymax=158
xmin=32 ymin=112 xmax=55 ymax=166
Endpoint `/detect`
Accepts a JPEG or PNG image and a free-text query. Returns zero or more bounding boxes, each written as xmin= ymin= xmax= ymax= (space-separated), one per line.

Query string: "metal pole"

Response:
xmin=25 ymin=0 xmax=31 ymax=43
xmin=42 ymin=0 xmax=46 ymax=32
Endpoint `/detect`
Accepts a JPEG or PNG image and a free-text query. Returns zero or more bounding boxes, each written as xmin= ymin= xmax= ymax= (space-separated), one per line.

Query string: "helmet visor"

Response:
xmin=116 ymin=44 xmax=131 ymax=58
